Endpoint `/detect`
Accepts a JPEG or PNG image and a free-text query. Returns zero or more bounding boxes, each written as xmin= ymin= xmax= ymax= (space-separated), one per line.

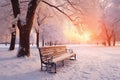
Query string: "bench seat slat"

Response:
xmin=52 ymin=53 xmax=76 ymax=63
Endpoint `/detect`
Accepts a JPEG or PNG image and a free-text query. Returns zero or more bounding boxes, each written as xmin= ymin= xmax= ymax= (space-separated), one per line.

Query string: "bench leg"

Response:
xmin=62 ymin=60 xmax=64 ymax=66
xmin=54 ymin=63 xmax=56 ymax=73
xmin=41 ymin=63 xmax=43 ymax=71
xmin=74 ymin=54 xmax=76 ymax=60
xmin=41 ymin=63 xmax=47 ymax=71
xmin=47 ymin=62 xmax=56 ymax=73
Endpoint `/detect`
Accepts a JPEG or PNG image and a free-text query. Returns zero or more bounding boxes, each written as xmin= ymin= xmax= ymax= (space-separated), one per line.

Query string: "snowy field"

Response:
xmin=0 ymin=44 xmax=120 ymax=80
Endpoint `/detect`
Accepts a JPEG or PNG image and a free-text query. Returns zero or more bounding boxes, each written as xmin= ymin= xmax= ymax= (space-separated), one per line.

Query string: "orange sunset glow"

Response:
xmin=63 ymin=20 xmax=92 ymax=43
xmin=64 ymin=30 xmax=92 ymax=43
xmin=80 ymin=32 xmax=91 ymax=42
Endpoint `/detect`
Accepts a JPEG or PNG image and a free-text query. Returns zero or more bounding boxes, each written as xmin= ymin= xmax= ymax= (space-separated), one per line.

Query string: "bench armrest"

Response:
xmin=66 ymin=49 xmax=73 ymax=53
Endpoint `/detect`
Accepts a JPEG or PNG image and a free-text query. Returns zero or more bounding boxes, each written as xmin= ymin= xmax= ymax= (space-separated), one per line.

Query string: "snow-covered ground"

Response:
xmin=0 ymin=44 xmax=120 ymax=80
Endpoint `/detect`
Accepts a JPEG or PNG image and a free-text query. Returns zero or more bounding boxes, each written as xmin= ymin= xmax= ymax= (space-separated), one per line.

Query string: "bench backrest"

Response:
xmin=39 ymin=46 xmax=67 ymax=63
xmin=40 ymin=46 xmax=67 ymax=57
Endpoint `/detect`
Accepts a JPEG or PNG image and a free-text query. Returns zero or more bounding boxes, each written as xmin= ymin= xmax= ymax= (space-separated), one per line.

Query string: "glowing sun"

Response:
xmin=80 ymin=32 xmax=91 ymax=42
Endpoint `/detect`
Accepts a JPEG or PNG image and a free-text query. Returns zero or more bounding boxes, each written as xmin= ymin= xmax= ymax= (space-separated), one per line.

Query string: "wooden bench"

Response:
xmin=38 ymin=45 xmax=76 ymax=73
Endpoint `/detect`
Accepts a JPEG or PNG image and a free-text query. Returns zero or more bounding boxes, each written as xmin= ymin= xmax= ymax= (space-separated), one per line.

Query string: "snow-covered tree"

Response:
xmin=99 ymin=0 xmax=120 ymax=46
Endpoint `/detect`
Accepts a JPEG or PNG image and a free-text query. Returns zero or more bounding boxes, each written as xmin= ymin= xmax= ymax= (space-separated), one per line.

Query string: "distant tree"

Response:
xmin=35 ymin=12 xmax=47 ymax=48
xmin=111 ymin=18 xmax=120 ymax=46
xmin=99 ymin=0 xmax=120 ymax=46
xmin=9 ymin=0 xmax=19 ymax=50
xmin=9 ymin=24 xmax=16 ymax=50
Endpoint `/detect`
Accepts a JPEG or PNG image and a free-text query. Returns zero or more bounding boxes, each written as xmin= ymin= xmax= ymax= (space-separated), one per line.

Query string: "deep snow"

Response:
xmin=0 ymin=44 xmax=120 ymax=80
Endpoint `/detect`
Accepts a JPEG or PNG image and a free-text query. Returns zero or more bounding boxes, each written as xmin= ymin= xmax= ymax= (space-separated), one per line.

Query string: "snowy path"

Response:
xmin=0 ymin=45 xmax=120 ymax=80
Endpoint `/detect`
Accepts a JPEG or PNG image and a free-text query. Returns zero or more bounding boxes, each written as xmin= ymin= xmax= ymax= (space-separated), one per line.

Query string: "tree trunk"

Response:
xmin=42 ymin=34 xmax=44 ymax=46
xmin=113 ymin=38 xmax=116 ymax=46
xmin=17 ymin=28 xmax=30 ymax=57
xmin=10 ymin=0 xmax=20 ymax=50
xmin=16 ymin=0 xmax=40 ymax=57
xmin=113 ymin=33 xmax=116 ymax=46
xmin=36 ymin=32 xmax=39 ymax=48
xmin=107 ymin=38 xmax=111 ymax=46
xmin=9 ymin=24 xmax=16 ymax=50
xmin=105 ymin=28 xmax=112 ymax=46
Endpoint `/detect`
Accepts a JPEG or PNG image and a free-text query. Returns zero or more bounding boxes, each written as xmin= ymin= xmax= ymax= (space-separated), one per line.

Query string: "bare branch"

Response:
xmin=37 ymin=15 xmax=47 ymax=26
xmin=112 ymin=18 xmax=120 ymax=26
xmin=66 ymin=0 xmax=83 ymax=15
xmin=56 ymin=2 xmax=67 ymax=7
xmin=42 ymin=0 xmax=73 ymax=22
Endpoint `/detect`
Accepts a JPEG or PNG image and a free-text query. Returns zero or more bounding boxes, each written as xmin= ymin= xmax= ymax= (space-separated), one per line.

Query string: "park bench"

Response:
xmin=38 ymin=45 xmax=76 ymax=73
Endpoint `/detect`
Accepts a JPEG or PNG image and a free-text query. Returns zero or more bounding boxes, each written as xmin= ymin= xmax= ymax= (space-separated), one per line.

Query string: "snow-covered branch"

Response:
xmin=42 ymin=0 xmax=73 ymax=22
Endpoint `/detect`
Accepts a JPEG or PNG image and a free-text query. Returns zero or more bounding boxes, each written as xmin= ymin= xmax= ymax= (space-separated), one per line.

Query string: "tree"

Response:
xmin=10 ymin=0 xmax=40 ymax=57
xmin=35 ymin=12 xmax=47 ymax=48
xmin=99 ymin=0 xmax=120 ymax=46
xmin=34 ymin=16 xmax=45 ymax=48
xmin=9 ymin=25 xmax=16 ymax=50
xmin=111 ymin=18 xmax=120 ymax=46
xmin=9 ymin=0 xmax=19 ymax=50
